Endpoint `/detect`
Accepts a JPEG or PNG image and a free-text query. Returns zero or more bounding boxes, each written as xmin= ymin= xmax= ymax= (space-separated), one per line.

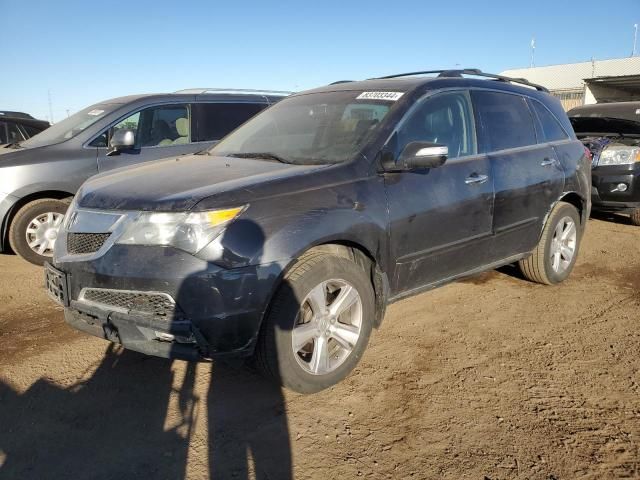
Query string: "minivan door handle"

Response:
xmin=465 ymin=173 xmax=489 ymax=185
xmin=540 ymin=158 xmax=556 ymax=167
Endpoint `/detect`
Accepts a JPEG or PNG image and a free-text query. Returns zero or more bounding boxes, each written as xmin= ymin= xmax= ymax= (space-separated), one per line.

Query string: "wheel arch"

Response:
xmin=258 ymin=240 xmax=390 ymax=353
xmin=1 ymin=190 xmax=74 ymax=252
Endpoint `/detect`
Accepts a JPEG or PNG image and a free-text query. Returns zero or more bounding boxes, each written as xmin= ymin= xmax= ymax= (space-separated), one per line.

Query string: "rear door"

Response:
xmin=95 ymin=103 xmax=196 ymax=172
xmin=386 ymin=90 xmax=494 ymax=294
xmin=471 ymin=90 xmax=564 ymax=261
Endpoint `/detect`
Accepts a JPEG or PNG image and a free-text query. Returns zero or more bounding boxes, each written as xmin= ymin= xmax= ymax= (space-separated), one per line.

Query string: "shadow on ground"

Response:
xmin=0 ymin=345 xmax=292 ymax=479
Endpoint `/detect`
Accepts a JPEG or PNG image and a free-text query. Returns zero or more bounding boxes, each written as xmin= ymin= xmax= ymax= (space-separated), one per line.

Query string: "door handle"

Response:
xmin=540 ymin=158 xmax=556 ymax=167
xmin=465 ymin=173 xmax=489 ymax=185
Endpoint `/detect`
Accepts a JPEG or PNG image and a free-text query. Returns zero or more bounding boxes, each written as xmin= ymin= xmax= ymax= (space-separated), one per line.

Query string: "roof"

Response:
xmin=568 ymin=101 xmax=640 ymax=122
xmin=302 ymin=74 xmax=551 ymax=98
xmin=501 ymin=57 xmax=640 ymax=91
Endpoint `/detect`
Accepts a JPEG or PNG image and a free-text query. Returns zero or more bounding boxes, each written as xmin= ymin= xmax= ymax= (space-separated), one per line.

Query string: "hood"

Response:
xmin=569 ymin=116 xmax=640 ymax=137
xmin=77 ymin=155 xmax=327 ymax=211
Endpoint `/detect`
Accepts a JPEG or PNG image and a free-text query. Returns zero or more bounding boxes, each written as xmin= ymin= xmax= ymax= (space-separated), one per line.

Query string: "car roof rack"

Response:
xmin=371 ymin=69 xmax=549 ymax=92
xmin=173 ymin=88 xmax=293 ymax=96
xmin=329 ymin=80 xmax=354 ymax=85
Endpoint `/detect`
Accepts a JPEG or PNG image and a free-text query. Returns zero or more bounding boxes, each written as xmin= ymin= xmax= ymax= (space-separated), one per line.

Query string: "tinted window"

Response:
xmin=193 ymin=103 xmax=267 ymax=142
xmin=397 ymin=91 xmax=476 ymax=159
xmin=473 ymin=91 xmax=536 ymax=151
xmin=0 ymin=121 xmax=25 ymax=144
xmin=531 ymin=100 xmax=569 ymax=142
xmin=22 ymin=124 xmax=44 ymax=138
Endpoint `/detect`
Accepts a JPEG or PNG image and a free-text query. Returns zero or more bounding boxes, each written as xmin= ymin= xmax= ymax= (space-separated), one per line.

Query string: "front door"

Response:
xmin=385 ymin=90 xmax=494 ymax=295
xmin=96 ymin=103 xmax=199 ymax=172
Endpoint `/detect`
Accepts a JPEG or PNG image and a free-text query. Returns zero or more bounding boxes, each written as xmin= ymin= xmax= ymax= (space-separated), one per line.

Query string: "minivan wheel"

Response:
xmin=255 ymin=251 xmax=375 ymax=394
xmin=630 ymin=208 xmax=640 ymax=226
xmin=518 ymin=201 xmax=582 ymax=285
xmin=9 ymin=198 xmax=70 ymax=266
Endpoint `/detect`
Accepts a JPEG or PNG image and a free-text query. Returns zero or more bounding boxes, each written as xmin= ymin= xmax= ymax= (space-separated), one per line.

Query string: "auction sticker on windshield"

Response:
xmin=356 ymin=92 xmax=404 ymax=101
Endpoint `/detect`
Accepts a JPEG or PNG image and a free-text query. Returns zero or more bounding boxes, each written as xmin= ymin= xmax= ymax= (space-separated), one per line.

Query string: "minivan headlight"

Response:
xmin=599 ymin=145 xmax=640 ymax=166
xmin=117 ymin=206 xmax=246 ymax=254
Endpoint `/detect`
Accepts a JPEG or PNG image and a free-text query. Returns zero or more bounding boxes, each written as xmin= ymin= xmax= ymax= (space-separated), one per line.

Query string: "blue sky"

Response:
xmin=2 ymin=0 xmax=638 ymax=121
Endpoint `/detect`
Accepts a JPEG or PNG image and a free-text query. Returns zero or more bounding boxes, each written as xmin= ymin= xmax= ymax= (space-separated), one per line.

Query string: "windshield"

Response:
xmin=21 ymin=103 xmax=116 ymax=148
xmin=210 ymin=91 xmax=396 ymax=164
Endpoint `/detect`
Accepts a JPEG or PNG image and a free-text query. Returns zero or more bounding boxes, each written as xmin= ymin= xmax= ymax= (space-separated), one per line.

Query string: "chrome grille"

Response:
xmin=67 ymin=233 xmax=111 ymax=255
xmin=81 ymin=288 xmax=177 ymax=317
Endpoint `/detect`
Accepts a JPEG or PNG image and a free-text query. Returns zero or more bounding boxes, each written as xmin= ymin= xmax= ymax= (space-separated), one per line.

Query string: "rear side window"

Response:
xmin=192 ymin=103 xmax=267 ymax=142
xmin=530 ymin=100 xmax=569 ymax=142
xmin=22 ymin=124 xmax=44 ymax=138
xmin=472 ymin=91 xmax=536 ymax=151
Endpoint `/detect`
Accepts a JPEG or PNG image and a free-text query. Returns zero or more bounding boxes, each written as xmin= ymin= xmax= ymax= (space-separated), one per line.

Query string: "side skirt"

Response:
xmin=388 ymin=251 xmax=531 ymax=304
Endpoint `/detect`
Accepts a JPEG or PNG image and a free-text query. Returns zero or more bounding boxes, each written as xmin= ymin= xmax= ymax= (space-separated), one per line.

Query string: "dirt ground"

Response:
xmin=0 ymin=214 xmax=639 ymax=480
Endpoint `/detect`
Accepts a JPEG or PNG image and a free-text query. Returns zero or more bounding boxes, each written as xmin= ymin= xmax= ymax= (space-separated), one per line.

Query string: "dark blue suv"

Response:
xmin=46 ymin=70 xmax=591 ymax=393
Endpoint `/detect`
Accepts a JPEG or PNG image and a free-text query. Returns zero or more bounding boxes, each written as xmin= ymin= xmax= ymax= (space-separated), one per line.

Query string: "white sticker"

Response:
xmin=87 ymin=109 xmax=105 ymax=116
xmin=356 ymin=91 xmax=404 ymax=101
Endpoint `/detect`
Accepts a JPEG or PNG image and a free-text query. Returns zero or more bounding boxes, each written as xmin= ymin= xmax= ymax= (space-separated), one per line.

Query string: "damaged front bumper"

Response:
xmin=48 ymin=244 xmax=285 ymax=361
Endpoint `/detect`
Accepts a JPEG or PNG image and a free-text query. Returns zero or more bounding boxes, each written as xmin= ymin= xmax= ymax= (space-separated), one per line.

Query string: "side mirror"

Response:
xmin=107 ymin=129 xmax=135 ymax=156
xmin=398 ymin=142 xmax=448 ymax=170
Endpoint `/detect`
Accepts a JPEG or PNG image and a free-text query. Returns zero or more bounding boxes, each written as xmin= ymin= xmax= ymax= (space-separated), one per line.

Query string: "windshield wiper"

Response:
xmin=6 ymin=142 xmax=23 ymax=149
xmin=227 ymin=152 xmax=292 ymax=164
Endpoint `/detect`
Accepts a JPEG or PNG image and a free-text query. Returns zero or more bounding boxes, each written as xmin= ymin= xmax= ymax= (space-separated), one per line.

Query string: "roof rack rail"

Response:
xmin=371 ymin=69 xmax=549 ymax=92
xmin=329 ymin=80 xmax=354 ymax=85
xmin=173 ymin=88 xmax=293 ymax=95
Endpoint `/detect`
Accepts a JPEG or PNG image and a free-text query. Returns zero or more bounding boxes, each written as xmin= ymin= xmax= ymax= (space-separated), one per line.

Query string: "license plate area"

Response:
xmin=45 ymin=262 xmax=70 ymax=307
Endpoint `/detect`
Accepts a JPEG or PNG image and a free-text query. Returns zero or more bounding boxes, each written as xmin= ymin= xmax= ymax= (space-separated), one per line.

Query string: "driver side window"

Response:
xmin=90 ymin=104 xmax=190 ymax=148
xmin=397 ymin=91 xmax=477 ymax=159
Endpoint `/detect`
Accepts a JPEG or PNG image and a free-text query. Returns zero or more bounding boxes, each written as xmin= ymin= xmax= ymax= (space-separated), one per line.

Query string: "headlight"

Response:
xmin=117 ymin=206 xmax=246 ymax=254
xmin=599 ymin=145 xmax=640 ymax=166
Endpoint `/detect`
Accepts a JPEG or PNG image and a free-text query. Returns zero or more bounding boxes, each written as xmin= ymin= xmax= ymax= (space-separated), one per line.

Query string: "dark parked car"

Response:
xmin=0 ymin=89 xmax=288 ymax=264
xmin=0 ymin=115 xmax=49 ymax=145
xmin=568 ymin=101 xmax=640 ymax=225
xmin=46 ymin=70 xmax=591 ymax=393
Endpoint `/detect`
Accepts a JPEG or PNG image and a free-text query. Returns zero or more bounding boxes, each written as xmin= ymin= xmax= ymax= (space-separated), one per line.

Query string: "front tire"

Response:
xmin=630 ymin=208 xmax=640 ymax=226
xmin=255 ymin=251 xmax=375 ymax=394
xmin=518 ymin=201 xmax=582 ymax=285
xmin=8 ymin=198 xmax=70 ymax=266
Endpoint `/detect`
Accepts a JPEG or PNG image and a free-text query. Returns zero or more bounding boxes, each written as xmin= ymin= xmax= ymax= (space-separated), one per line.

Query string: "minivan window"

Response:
xmin=193 ymin=103 xmax=267 ymax=142
xmin=21 ymin=104 xmax=114 ymax=148
xmin=397 ymin=91 xmax=476 ymax=159
xmin=473 ymin=91 xmax=536 ymax=151
xmin=91 ymin=104 xmax=190 ymax=148
xmin=0 ymin=121 xmax=25 ymax=144
xmin=210 ymin=91 xmax=393 ymax=165
xmin=530 ymin=100 xmax=569 ymax=142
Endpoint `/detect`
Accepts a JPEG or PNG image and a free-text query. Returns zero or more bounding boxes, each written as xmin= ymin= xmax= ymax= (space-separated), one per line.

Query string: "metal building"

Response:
xmin=501 ymin=57 xmax=640 ymax=110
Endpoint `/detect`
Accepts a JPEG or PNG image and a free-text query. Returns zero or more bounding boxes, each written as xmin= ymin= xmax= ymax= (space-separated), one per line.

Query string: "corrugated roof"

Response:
xmin=501 ymin=57 xmax=640 ymax=90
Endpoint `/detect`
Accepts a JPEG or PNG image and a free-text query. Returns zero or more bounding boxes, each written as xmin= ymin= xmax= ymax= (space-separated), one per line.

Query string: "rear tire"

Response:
xmin=255 ymin=251 xmax=375 ymax=394
xmin=630 ymin=208 xmax=640 ymax=226
xmin=8 ymin=198 xmax=70 ymax=266
xmin=518 ymin=202 xmax=582 ymax=285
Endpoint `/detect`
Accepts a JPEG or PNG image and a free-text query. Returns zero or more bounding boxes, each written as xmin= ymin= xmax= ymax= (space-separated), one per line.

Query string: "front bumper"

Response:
xmin=591 ymin=163 xmax=640 ymax=213
xmin=54 ymin=244 xmax=285 ymax=360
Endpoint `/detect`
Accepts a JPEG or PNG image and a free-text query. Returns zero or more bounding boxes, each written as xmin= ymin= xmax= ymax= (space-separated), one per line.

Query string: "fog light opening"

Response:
xmin=612 ymin=183 xmax=628 ymax=192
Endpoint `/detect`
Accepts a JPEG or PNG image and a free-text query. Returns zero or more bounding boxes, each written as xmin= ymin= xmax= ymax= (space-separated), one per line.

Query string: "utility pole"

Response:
xmin=633 ymin=24 xmax=638 ymax=57
xmin=530 ymin=37 xmax=535 ymax=68
xmin=47 ymin=90 xmax=54 ymax=123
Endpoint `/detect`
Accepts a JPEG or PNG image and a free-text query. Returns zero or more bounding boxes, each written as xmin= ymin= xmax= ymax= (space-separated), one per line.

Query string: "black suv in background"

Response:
xmin=0 ymin=89 xmax=288 ymax=264
xmin=0 ymin=112 xmax=49 ymax=145
xmin=569 ymin=101 xmax=640 ymax=225
xmin=47 ymin=70 xmax=591 ymax=393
